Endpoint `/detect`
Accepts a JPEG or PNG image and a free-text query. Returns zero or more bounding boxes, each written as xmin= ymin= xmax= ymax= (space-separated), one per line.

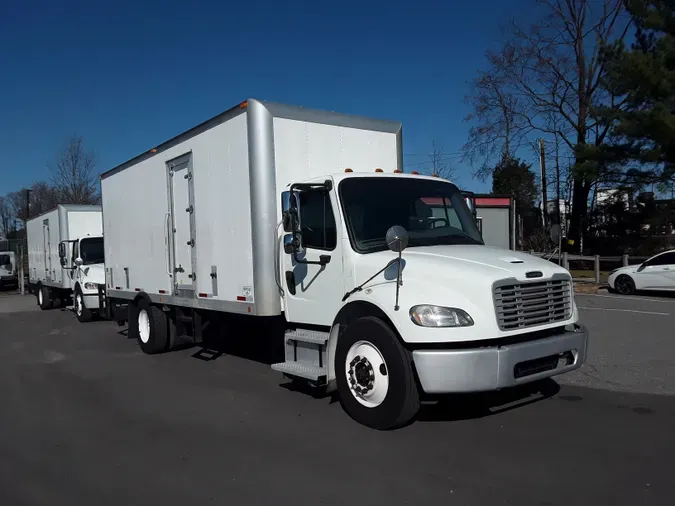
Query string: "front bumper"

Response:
xmin=412 ymin=324 xmax=589 ymax=394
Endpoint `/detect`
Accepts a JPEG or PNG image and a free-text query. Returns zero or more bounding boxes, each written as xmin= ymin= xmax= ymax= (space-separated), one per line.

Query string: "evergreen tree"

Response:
xmin=491 ymin=156 xmax=538 ymax=211
xmin=589 ymin=0 xmax=675 ymax=187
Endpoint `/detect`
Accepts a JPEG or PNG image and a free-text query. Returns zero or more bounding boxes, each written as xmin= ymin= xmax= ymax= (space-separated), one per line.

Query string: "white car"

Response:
xmin=608 ymin=249 xmax=675 ymax=294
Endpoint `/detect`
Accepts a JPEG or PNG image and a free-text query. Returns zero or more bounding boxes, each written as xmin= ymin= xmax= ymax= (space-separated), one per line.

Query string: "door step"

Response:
xmin=271 ymin=362 xmax=327 ymax=383
xmin=285 ymin=328 xmax=329 ymax=345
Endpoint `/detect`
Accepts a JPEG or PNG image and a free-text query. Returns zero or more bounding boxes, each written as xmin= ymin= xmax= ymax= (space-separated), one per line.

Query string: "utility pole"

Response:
xmin=538 ymin=138 xmax=548 ymax=229
xmin=25 ymin=188 xmax=31 ymax=224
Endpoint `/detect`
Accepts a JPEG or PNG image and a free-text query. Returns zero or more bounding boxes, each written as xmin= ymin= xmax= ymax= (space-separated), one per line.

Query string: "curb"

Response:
xmin=573 ymin=281 xmax=608 ymax=294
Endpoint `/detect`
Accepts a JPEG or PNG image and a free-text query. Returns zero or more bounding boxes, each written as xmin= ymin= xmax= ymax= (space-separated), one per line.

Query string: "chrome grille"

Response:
xmin=493 ymin=276 xmax=572 ymax=331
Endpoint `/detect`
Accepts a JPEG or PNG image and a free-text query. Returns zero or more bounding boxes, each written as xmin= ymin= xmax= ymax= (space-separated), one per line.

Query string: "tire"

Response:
xmin=129 ymin=298 xmax=169 ymax=354
xmin=37 ymin=285 xmax=52 ymax=310
xmin=74 ymin=286 xmax=94 ymax=322
xmin=335 ymin=316 xmax=420 ymax=430
xmin=615 ymin=274 xmax=636 ymax=295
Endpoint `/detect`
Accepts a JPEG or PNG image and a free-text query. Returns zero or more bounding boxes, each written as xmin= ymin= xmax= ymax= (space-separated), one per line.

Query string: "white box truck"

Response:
xmin=27 ymin=204 xmax=105 ymax=321
xmin=0 ymin=250 xmax=17 ymax=289
xmin=99 ymin=99 xmax=588 ymax=430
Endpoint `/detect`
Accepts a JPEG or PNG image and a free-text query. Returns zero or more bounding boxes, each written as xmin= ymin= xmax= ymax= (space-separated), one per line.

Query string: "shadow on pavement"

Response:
xmin=417 ymin=378 xmax=560 ymax=422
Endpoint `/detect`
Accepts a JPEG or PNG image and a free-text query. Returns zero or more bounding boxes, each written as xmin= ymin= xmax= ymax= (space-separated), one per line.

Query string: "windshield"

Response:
xmin=339 ymin=177 xmax=484 ymax=254
xmin=79 ymin=237 xmax=104 ymax=265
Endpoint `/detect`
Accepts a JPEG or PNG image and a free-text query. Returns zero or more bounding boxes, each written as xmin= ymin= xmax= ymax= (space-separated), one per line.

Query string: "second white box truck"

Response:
xmin=27 ymin=204 xmax=105 ymax=321
xmin=99 ymin=99 xmax=588 ymax=430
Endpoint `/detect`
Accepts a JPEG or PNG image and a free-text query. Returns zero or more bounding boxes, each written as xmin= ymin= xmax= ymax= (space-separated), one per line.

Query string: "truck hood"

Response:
xmin=80 ymin=263 xmax=105 ymax=285
xmin=357 ymin=244 xmax=569 ymax=285
xmin=349 ymin=244 xmax=575 ymax=342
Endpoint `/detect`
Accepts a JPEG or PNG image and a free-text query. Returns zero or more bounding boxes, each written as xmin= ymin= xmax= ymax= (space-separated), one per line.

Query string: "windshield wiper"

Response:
xmin=342 ymin=258 xmax=399 ymax=302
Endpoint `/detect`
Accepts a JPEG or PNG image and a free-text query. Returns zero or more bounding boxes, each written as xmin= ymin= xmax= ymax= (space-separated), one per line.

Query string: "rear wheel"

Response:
xmin=615 ymin=274 xmax=636 ymax=295
xmin=37 ymin=285 xmax=52 ymax=310
xmin=74 ymin=286 xmax=93 ymax=322
xmin=335 ymin=317 xmax=420 ymax=430
xmin=129 ymin=298 xmax=169 ymax=354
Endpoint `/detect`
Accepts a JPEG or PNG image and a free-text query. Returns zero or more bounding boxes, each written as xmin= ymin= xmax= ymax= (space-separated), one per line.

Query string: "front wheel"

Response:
xmin=615 ymin=274 xmax=636 ymax=295
xmin=74 ymin=286 xmax=94 ymax=322
xmin=335 ymin=317 xmax=420 ymax=430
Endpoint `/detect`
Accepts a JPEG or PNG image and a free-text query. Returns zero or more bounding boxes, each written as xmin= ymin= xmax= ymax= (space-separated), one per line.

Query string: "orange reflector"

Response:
xmin=394 ymin=169 xmax=403 ymax=174
xmin=345 ymin=168 xmax=353 ymax=172
xmin=247 ymin=306 xmax=252 ymax=313
xmin=411 ymin=171 xmax=420 ymax=175
xmin=375 ymin=168 xmax=383 ymax=172
xmin=240 ymin=101 xmax=248 ymax=109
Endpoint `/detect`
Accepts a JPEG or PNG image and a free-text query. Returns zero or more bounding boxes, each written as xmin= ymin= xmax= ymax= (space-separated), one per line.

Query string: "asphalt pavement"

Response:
xmin=0 ymin=290 xmax=673 ymax=506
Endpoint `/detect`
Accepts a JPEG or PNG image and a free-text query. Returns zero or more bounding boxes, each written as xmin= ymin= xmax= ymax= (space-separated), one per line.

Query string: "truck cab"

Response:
xmin=0 ymin=251 xmax=17 ymax=289
xmin=276 ymin=171 xmax=588 ymax=429
xmin=59 ymin=234 xmax=105 ymax=321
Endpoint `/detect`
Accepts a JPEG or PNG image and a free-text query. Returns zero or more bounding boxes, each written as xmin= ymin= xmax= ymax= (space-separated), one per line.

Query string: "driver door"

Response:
xmin=280 ymin=188 xmax=345 ymax=326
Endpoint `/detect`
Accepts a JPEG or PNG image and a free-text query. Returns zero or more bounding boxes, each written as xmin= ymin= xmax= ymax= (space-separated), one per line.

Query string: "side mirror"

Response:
xmin=281 ymin=191 xmax=300 ymax=233
xmin=637 ymin=262 xmax=646 ymax=272
xmin=386 ymin=225 xmax=409 ymax=253
xmin=462 ymin=191 xmax=477 ymax=217
xmin=58 ymin=243 xmax=66 ymax=259
xmin=283 ymin=233 xmax=303 ymax=254
xmin=74 ymin=257 xmax=83 ymax=267
xmin=550 ymin=224 xmax=561 ymax=244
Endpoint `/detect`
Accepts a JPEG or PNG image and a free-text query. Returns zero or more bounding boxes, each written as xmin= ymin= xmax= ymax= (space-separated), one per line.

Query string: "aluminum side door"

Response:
xmin=167 ymin=154 xmax=196 ymax=297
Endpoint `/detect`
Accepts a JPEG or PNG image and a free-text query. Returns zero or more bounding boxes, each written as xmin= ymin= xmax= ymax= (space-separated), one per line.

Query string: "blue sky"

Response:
xmin=0 ymin=0 xmax=524 ymax=196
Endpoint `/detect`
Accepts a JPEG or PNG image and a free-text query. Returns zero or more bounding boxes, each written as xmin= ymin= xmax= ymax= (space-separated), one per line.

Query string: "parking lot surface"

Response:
xmin=1 ymin=290 xmax=674 ymax=505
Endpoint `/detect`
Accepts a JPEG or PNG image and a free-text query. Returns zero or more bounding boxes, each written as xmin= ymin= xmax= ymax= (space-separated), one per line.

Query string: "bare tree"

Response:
xmin=463 ymin=0 xmax=631 ymax=250
xmin=29 ymin=182 xmax=60 ymax=217
xmin=50 ymin=136 xmax=100 ymax=205
xmin=426 ymin=140 xmax=455 ymax=180
xmin=0 ymin=196 xmax=12 ymax=237
xmin=7 ymin=190 xmax=30 ymax=227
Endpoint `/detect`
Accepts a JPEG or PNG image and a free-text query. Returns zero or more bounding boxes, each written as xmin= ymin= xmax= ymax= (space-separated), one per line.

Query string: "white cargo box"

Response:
xmin=101 ymin=98 xmax=402 ymax=317
xmin=27 ymin=204 xmax=102 ymax=290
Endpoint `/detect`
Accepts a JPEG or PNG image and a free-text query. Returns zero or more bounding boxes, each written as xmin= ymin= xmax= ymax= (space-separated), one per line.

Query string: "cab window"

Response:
xmin=299 ymin=190 xmax=337 ymax=251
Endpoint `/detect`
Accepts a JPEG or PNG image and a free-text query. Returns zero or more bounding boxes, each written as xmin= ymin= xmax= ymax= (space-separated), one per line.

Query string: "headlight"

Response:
xmin=84 ymin=282 xmax=98 ymax=290
xmin=409 ymin=305 xmax=474 ymax=327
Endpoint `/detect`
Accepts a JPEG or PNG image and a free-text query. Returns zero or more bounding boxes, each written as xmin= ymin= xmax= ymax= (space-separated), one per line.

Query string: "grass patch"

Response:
xmin=569 ymin=269 xmax=610 ymax=282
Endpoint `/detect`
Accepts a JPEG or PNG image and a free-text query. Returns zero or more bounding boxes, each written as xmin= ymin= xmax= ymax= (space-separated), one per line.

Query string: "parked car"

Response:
xmin=608 ymin=249 xmax=675 ymax=294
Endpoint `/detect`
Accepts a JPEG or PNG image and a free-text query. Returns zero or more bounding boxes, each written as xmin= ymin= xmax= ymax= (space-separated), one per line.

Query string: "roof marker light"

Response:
xmin=411 ymin=170 xmax=420 ymax=175
xmin=375 ymin=168 xmax=383 ymax=172
xmin=393 ymin=169 xmax=403 ymax=173
xmin=240 ymin=101 xmax=248 ymax=109
xmin=345 ymin=168 xmax=353 ymax=173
